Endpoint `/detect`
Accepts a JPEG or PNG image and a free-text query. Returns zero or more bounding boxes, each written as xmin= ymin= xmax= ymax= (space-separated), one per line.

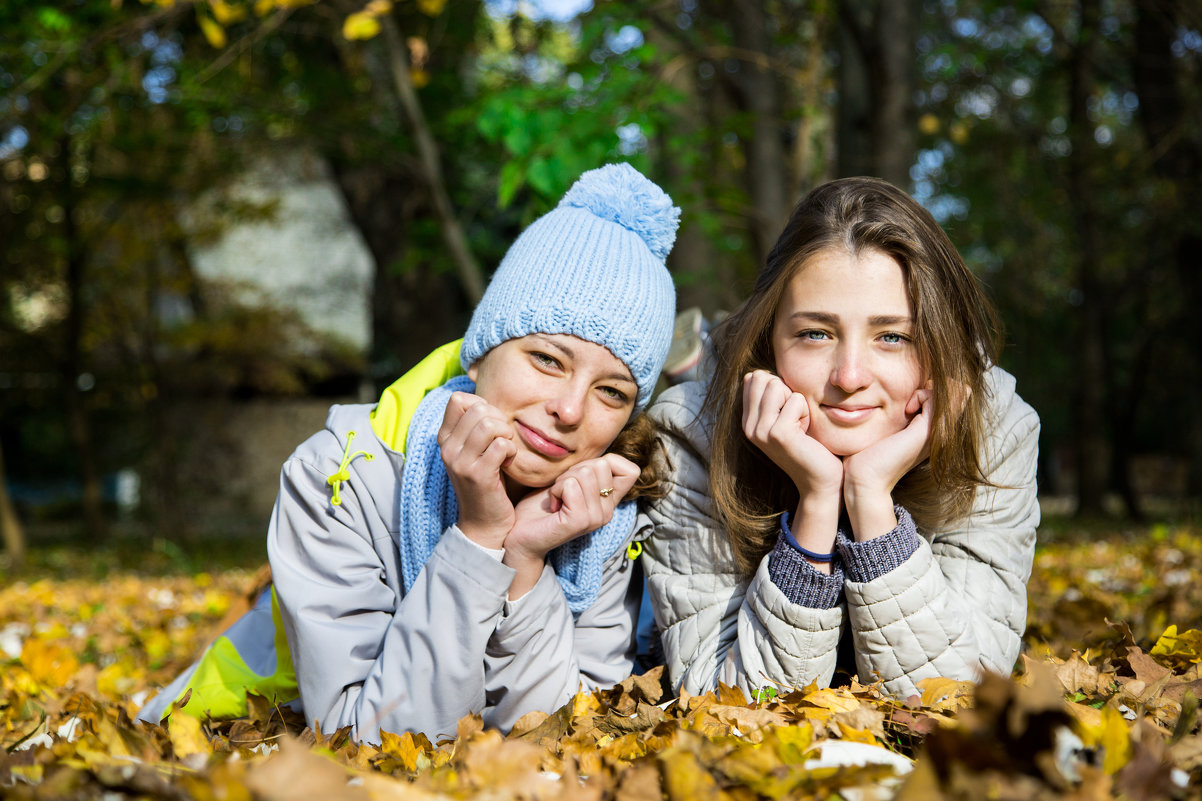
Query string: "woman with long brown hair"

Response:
xmin=643 ymin=176 xmax=1039 ymax=699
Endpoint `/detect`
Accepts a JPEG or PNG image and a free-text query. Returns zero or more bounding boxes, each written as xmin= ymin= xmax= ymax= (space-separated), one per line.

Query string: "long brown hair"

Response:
xmin=708 ymin=177 xmax=1002 ymax=574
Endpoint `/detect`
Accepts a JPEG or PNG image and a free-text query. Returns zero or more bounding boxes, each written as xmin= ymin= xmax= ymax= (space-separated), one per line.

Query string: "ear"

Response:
xmin=467 ymin=361 xmax=478 ymax=382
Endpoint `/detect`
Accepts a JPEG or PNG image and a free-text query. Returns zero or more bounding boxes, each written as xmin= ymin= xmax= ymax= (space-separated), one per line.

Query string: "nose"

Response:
xmin=830 ymin=343 xmax=871 ymax=393
xmin=546 ymin=382 xmax=586 ymax=427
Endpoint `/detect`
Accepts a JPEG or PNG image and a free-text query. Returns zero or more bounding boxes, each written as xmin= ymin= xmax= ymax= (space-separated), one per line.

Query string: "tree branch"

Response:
xmin=378 ymin=13 xmax=485 ymax=304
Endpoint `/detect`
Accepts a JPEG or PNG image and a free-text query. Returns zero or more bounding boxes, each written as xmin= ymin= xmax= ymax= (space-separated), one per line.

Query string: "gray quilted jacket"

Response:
xmin=642 ymin=366 xmax=1039 ymax=700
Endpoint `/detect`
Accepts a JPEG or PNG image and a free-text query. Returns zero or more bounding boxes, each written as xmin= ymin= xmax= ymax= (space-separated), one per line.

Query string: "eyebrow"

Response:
xmin=533 ymin=335 xmax=636 ymax=385
xmin=787 ymin=311 xmax=913 ymax=326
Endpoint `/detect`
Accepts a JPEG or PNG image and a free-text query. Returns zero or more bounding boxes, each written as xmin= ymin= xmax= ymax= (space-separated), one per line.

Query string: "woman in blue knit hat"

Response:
xmin=139 ymin=163 xmax=679 ymax=744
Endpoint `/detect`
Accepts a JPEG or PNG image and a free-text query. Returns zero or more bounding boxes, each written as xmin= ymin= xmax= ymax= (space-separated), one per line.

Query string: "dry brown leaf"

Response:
xmin=659 ymin=745 xmax=724 ymax=801
xmin=1170 ymin=732 xmax=1202 ymax=770
xmin=594 ymin=701 xmax=668 ymax=737
xmin=833 ymin=703 xmax=887 ymax=742
xmin=1054 ymin=651 xmax=1104 ymax=695
xmin=917 ymin=677 xmax=975 ymax=712
xmin=615 ymin=760 xmax=662 ymax=801
xmin=715 ymin=682 xmax=746 ymax=707
xmin=509 ymin=709 xmax=550 ymax=738
xmin=167 ymin=708 xmax=210 ymax=761
xmin=245 ymin=737 xmax=368 ymax=801
xmin=458 ymin=730 xmax=547 ymax=796
xmin=709 ymin=703 xmax=790 ymax=740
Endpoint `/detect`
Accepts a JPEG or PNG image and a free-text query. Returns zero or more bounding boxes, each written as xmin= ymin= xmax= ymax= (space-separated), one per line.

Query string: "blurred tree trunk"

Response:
xmin=728 ymin=0 xmax=790 ymax=265
xmin=334 ymin=164 xmax=465 ymax=383
xmin=836 ymin=0 xmax=918 ymax=187
xmin=0 ymin=439 xmax=25 ymax=567
xmin=644 ymin=18 xmax=735 ymax=314
xmin=60 ymin=134 xmax=107 ymax=540
xmin=791 ymin=10 xmax=834 ymax=196
xmin=1065 ymin=0 xmax=1109 ymax=516
xmin=648 ymin=0 xmax=807 ymax=297
xmin=1109 ymin=337 xmax=1150 ymax=520
xmin=1132 ymin=0 xmax=1202 ymax=498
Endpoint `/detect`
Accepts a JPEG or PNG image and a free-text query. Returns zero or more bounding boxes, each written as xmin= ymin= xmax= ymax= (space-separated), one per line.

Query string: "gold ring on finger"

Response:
xmin=599 ymin=487 xmax=614 ymax=497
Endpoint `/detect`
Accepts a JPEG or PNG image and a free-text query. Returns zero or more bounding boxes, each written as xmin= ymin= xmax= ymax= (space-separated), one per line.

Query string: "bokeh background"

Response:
xmin=2 ymin=0 xmax=1200 ymax=565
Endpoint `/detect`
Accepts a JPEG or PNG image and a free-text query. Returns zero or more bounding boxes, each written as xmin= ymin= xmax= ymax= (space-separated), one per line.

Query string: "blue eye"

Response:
xmin=798 ymin=330 xmax=829 ymax=341
xmin=880 ymin=333 xmax=910 ymax=345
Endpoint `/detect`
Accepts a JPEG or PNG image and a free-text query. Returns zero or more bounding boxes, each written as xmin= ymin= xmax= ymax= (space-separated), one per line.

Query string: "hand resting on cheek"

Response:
xmin=504 ymin=453 xmax=640 ymax=598
xmin=438 ymin=390 xmax=519 ymax=550
xmin=439 ymin=390 xmax=639 ymax=599
xmin=742 ymin=371 xmax=942 ymax=546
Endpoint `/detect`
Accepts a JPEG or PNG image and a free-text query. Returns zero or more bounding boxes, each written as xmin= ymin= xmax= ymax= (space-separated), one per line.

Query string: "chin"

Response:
xmin=813 ymin=431 xmax=879 ymax=458
xmin=502 ymin=470 xmax=551 ymax=493
xmin=502 ymin=459 xmax=557 ymax=492
xmin=817 ymin=424 xmax=908 ymax=458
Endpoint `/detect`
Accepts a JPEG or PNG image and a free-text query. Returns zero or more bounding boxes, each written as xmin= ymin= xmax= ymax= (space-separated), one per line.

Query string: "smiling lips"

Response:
xmin=516 ymin=421 xmax=571 ymax=458
xmin=820 ymin=404 xmax=877 ymax=425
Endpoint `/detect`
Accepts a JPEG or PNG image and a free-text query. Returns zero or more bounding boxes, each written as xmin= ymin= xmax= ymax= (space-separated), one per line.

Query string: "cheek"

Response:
xmin=886 ymin=363 xmax=926 ymax=410
xmin=774 ymin=352 xmax=825 ymax=397
xmin=584 ymin=410 xmax=631 ymax=455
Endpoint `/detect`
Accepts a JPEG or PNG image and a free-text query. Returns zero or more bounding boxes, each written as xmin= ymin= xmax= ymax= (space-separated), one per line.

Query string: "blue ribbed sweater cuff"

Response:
xmin=836 ymin=505 xmax=921 ymax=583
xmin=767 ymin=531 xmax=844 ymax=609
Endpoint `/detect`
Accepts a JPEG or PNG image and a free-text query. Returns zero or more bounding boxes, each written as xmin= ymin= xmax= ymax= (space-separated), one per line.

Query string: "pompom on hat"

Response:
xmin=460 ymin=163 xmax=680 ymax=410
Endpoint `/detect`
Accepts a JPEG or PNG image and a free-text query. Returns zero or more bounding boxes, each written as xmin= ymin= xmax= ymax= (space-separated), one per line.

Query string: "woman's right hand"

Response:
xmin=742 ymin=370 xmax=843 ymax=497
xmin=439 ymin=391 xmax=519 ymax=550
xmin=503 ymin=453 xmax=639 ymax=600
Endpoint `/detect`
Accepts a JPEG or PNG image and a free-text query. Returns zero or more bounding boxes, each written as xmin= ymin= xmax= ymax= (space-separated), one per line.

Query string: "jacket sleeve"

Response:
xmin=481 ymin=523 xmax=641 ymax=730
xmin=642 ymin=385 xmax=845 ymax=699
xmin=841 ymin=368 xmax=1041 ymax=698
xmin=267 ymin=453 xmax=516 ymax=743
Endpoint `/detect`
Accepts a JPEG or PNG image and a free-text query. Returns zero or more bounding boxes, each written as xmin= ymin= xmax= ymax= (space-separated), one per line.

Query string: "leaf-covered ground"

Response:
xmin=3 ymin=518 xmax=1202 ymax=800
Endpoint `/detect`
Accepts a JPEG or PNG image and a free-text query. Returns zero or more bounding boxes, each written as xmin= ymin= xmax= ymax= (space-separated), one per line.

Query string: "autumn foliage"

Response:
xmin=3 ymin=522 xmax=1202 ymax=800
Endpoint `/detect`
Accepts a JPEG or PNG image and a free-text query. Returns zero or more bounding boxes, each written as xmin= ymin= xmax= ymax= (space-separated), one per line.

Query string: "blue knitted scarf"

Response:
xmin=398 ymin=374 xmax=635 ymax=615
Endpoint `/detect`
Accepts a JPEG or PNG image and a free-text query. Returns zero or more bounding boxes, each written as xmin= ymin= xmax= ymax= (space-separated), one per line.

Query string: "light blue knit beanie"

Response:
xmin=460 ymin=163 xmax=680 ymax=410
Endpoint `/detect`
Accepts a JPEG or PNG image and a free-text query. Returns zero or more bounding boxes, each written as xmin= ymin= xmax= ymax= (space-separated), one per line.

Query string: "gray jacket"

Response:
xmin=143 ymin=401 xmax=643 ymax=742
xmin=642 ymin=367 xmax=1040 ymax=700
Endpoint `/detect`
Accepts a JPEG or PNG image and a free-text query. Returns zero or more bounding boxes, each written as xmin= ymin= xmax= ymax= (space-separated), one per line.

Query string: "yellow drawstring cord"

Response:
xmin=626 ymin=540 xmax=643 ymax=560
xmin=327 ymin=431 xmax=375 ymax=506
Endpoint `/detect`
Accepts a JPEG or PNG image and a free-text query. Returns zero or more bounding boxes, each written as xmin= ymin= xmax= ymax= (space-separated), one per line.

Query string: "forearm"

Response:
xmin=786 ymin=490 xmax=841 ymax=574
xmin=485 ymin=543 xmax=639 ymax=729
xmin=842 ymin=538 xmax=1025 ymax=697
xmin=501 ymin=547 xmax=546 ymax=601
xmin=276 ymin=525 xmax=514 ymax=742
xmin=842 ymin=480 xmax=900 ymax=542
xmin=646 ymin=528 xmax=845 ymax=697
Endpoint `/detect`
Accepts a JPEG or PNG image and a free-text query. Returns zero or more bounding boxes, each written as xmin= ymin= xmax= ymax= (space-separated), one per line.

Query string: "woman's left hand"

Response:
xmin=501 ymin=454 xmax=639 ymax=598
xmin=843 ymin=388 xmax=934 ymax=494
xmin=842 ymin=388 xmax=932 ymax=540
